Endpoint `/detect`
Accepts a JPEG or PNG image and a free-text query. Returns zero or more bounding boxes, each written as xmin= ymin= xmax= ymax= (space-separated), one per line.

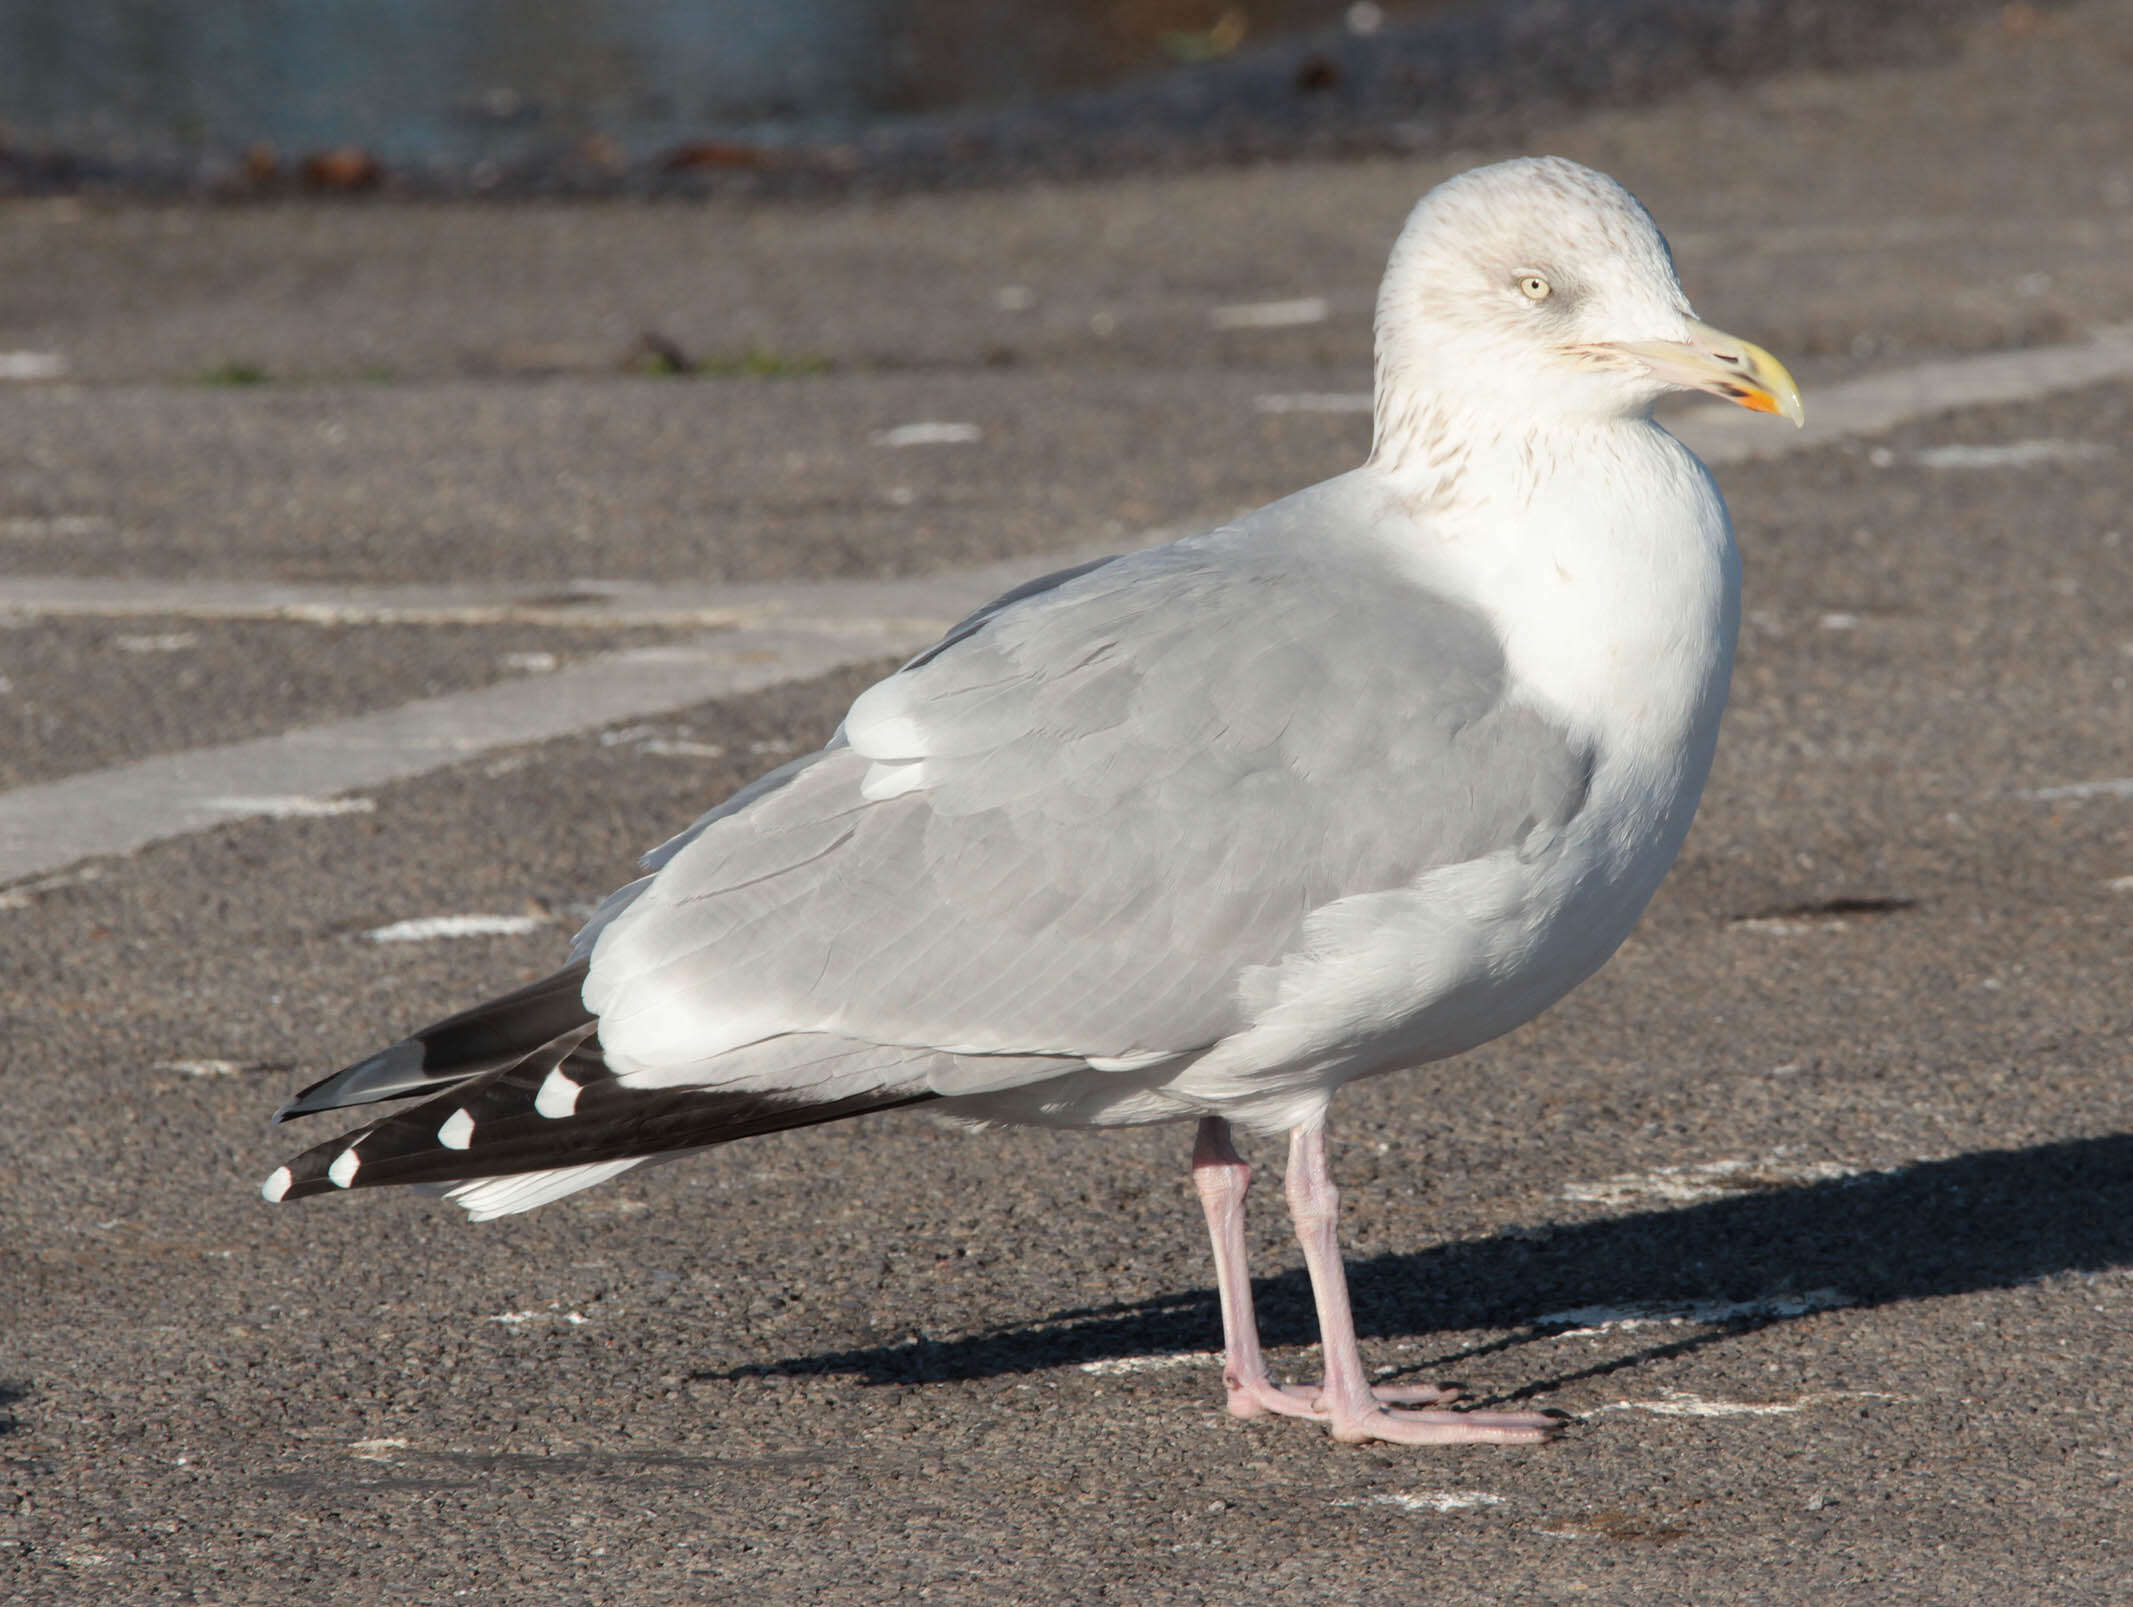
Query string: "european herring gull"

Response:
xmin=264 ymin=156 xmax=1801 ymax=1447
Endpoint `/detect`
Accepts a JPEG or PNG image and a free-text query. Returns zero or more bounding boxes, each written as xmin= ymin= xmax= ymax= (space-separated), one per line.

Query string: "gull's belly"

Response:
xmin=1150 ymin=692 xmax=1722 ymax=1135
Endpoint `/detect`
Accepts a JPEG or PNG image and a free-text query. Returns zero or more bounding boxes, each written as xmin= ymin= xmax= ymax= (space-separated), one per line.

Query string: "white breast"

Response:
xmin=1156 ymin=420 xmax=1741 ymax=1133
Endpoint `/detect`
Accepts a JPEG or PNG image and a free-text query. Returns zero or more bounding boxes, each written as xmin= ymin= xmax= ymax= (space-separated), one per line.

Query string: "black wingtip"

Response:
xmin=273 ymin=1040 xmax=432 ymax=1123
xmin=273 ymin=961 xmax=595 ymax=1123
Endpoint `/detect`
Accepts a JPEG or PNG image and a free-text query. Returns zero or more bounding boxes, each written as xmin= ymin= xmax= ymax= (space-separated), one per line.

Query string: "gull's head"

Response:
xmin=1372 ymin=156 xmax=1801 ymax=456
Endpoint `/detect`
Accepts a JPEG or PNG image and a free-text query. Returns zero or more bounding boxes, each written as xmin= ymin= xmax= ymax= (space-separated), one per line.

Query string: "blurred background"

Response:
xmin=0 ymin=0 xmax=2005 ymax=191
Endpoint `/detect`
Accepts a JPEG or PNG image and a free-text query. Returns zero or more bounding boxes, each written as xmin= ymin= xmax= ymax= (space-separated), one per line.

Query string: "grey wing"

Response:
xmin=566 ymin=555 xmax=1127 ymax=966
xmin=584 ymin=517 xmax=1589 ymax=1089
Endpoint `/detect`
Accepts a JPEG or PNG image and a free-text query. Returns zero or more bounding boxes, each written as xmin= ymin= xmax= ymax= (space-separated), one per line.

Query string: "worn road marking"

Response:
xmin=2020 ymin=777 xmax=2133 ymax=802
xmin=1592 ymin=1388 xmax=1909 ymax=1418
xmin=367 ymin=913 xmax=550 ymax=943
xmin=1561 ymin=1156 xmax=1862 ymax=1207
xmin=1911 ymin=439 xmax=2110 ymax=469
xmin=1333 ymin=1491 xmax=1505 ymax=1513
xmin=0 ymin=554 xmax=1105 ymax=631
xmin=0 ymin=555 xmax=1099 ymax=886
xmin=1534 ymin=1290 xmax=1857 ymax=1335
xmin=1255 ymin=392 xmax=1373 ymax=413
xmin=1078 ymin=1351 xmax=1219 ymax=1376
xmin=1210 ymin=296 xmax=1330 ymax=329
xmin=5 ymin=332 xmax=2131 ymax=886
xmin=872 ymin=421 xmax=982 ymax=446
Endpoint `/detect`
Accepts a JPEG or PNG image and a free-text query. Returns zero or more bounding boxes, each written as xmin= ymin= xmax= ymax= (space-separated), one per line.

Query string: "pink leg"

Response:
xmin=1191 ymin=1117 xmax=1458 ymax=1422
xmin=1283 ymin=1122 xmax=1564 ymax=1446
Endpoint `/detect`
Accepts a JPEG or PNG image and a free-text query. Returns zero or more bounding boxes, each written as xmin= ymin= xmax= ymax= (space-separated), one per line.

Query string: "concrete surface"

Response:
xmin=2 ymin=4 xmax=2131 ymax=1603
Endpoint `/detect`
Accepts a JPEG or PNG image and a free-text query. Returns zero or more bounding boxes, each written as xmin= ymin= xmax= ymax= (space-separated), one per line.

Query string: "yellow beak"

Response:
xmin=1612 ymin=318 xmax=1804 ymax=426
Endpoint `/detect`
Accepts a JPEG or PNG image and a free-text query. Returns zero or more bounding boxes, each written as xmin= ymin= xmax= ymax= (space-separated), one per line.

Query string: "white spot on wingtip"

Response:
xmin=262 ymin=1166 xmax=293 ymax=1202
xmin=328 ymin=1148 xmax=361 ymax=1188
xmin=438 ymin=1108 xmax=475 ymax=1150
xmin=534 ymin=1066 xmax=581 ymax=1118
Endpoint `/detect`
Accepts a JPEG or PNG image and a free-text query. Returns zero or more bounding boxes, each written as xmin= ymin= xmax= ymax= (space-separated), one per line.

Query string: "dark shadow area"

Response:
xmin=1729 ymin=895 xmax=1921 ymax=924
xmin=694 ymin=1133 xmax=2133 ymax=1391
xmin=0 ymin=1379 xmax=26 ymax=1437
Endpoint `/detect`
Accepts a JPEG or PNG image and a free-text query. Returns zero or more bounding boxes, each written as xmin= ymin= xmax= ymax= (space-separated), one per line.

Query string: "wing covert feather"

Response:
xmin=587 ymin=516 xmax=1589 ymax=1079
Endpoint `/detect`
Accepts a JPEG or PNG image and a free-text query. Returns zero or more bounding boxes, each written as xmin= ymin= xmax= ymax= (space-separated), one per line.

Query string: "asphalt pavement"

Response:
xmin=2 ymin=5 xmax=2131 ymax=1603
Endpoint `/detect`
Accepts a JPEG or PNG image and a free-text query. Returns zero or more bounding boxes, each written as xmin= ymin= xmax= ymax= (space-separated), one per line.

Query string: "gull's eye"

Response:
xmin=1516 ymin=273 xmax=1552 ymax=302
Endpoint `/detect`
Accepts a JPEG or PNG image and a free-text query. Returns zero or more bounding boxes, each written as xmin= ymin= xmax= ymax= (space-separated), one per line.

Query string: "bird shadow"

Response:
xmin=693 ymin=1133 xmax=2133 ymax=1394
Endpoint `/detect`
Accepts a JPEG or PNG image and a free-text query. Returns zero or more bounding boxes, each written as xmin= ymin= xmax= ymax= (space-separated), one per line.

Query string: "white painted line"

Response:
xmin=1561 ymin=1156 xmax=1861 ymax=1208
xmin=1210 ymin=296 xmax=1330 ymax=329
xmin=0 ymin=552 xmax=1128 ymax=886
xmin=488 ymin=1308 xmax=589 ymax=1329
xmin=1254 ymin=392 xmax=1373 ymax=413
xmin=0 ymin=620 xmax=964 ymax=886
xmin=202 ymin=794 xmax=376 ymax=819
xmin=112 ymin=632 xmax=199 ymax=653
xmin=367 ymin=913 xmax=549 ymax=943
xmin=872 ymin=421 xmax=982 ymax=447
xmin=349 ymin=1437 xmax=409 ymax=1461
xmin=1333 ymin=1491 xmax=1505 ymax=1513
xmin=0 ymin=548 xmax=1112 ymax=632
xmin=0 ymin=514 xmax=108 ymax=540
xmin=5 ymin=329 xmax=2131 ymax=887
xmin=2019 ymin=777 xmax=2133 ymax=801
xmin=1912 ymin=439 xmax=2109 ymax=469
xmin=1534 ymin=1289 xmax=1856 ymax=1335
xmin=155 ymin=1058 xmax=279 ymax=1078
xmin=1078 ymin=1351 xmax=1218 ymax=1376
xmin=0 ymin=351 xmax=66 ymax=381
xmin=1592 ymin=1388 xmax=1909 ymax=1418
xmin=0 ymin=864 xmax=104 ymax=910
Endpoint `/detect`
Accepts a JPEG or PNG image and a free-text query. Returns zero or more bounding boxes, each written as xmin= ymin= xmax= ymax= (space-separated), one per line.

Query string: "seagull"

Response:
xmin=263 ymin=156 xmax=1801 ymax=1447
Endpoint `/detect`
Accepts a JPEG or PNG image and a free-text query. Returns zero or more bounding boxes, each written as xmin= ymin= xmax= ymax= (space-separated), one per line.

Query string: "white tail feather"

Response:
xmin=437 ymin=1158 xmax=646 ymax=1220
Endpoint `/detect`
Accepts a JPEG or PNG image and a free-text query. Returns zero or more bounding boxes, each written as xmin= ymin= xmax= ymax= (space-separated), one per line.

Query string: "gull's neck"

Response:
xmin=1359 ymin=369 xmax=1740 ymax=824
xmin=1367 ymin=362 xmax=1650 ymax=496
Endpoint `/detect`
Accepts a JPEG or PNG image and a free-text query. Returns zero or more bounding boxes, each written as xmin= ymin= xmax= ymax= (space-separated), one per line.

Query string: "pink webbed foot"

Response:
xmin=1323 ymin=1404 xmax=1567 ymax=1446
xmin=1222 ymin=1370 xmax=1462 ymax=1421
xmin=1192 ymin=1117 xmax=1567 ymax=1449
